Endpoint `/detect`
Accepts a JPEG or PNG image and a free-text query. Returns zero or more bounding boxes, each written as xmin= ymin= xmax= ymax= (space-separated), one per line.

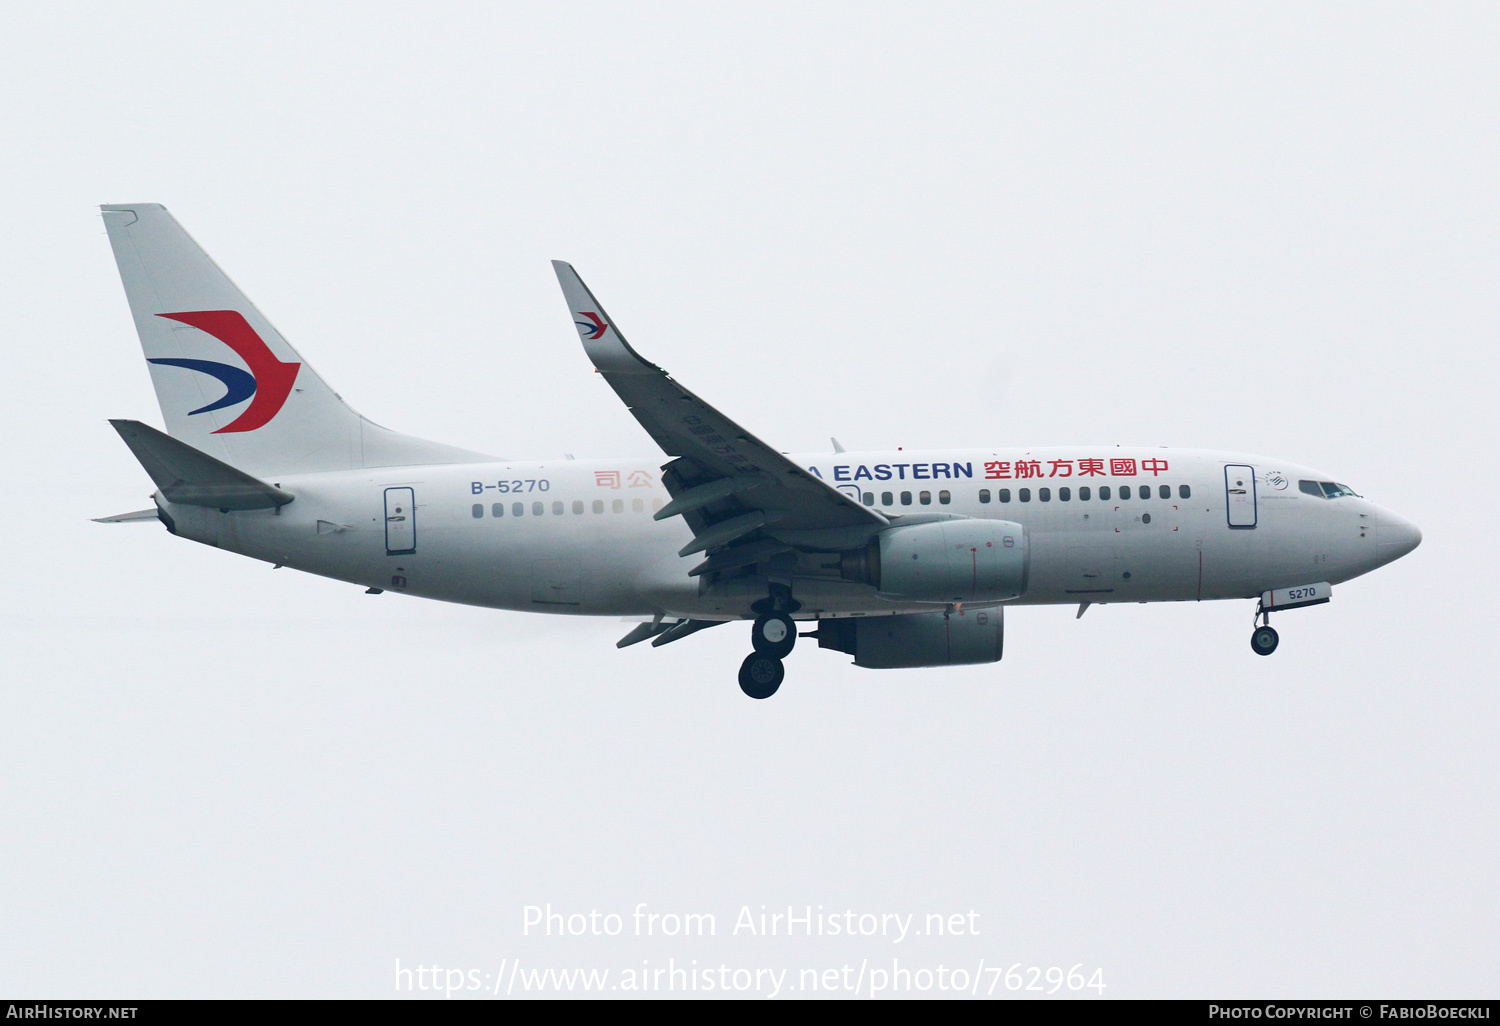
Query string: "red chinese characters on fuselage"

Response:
xmin=983 ymin=456 xmax=1169 ymax=480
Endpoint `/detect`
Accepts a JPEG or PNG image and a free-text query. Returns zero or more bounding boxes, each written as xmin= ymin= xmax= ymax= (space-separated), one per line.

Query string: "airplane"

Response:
xmin=96 ymin=204 xmax=1423 ymax=699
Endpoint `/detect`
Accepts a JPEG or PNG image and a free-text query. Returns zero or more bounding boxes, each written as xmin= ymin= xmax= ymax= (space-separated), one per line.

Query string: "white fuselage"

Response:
xmin=153 ymin=446 xmax=1420 ymax=621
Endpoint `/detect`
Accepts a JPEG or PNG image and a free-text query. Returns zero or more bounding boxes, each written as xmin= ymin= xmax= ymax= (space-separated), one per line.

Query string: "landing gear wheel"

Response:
xmin=1251 ymin=625 xmax=1280 ymax=656
xmin=738 ymin=653 xmax=785 ymax=699
xmin=751 ymin=613 xmax=796 ymax=659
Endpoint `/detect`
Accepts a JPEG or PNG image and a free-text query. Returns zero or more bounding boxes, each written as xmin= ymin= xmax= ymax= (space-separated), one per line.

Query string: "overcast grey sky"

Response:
xmin=1 ymin=1 xmax=1496 ymax=998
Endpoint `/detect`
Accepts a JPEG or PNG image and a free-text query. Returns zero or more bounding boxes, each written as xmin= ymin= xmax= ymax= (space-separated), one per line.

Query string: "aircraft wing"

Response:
xmin=551 ymin=262 xmax=886 ymax=571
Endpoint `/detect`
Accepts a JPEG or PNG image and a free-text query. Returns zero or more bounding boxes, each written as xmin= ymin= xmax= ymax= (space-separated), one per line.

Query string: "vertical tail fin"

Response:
xmin=101 ymin=204 xmax=494 ymax=476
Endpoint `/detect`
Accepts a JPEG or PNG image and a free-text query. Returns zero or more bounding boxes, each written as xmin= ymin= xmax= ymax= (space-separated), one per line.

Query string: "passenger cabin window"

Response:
xmin=1079 ymin=486 xmax=1091 ymax=501
xmin=633 ymin=498 xmax=644 ymax=513
xmin=998 ymin=488 xmax=1011 ymax=503
xmin=882 ymin=491 xmax=894 ymax=506
xmin=1059 ymin=486 xmax=1070 ymax=501
xmin=1039 ymin=487 xmax=1051 ymax=502
xmin=512 ymin=502 xmax=524 ymax=517
xmin=863 ymin=492 xmax=874 ymax=505
xmin=492 ymin=503 xmax=504 ymax=517
xmin=1159 ymin=484 xmax=1170 ymax=499
xmin=919 ymin=490 xmax=931 ymax=505
xmin=979 ymin=489 xmax=991 ymax=504
xmin=552 ymin=501 xmax=564 ymax=515
xmin=1019 ymin=488 xmax=1031 ymax=502
xmin=612 ymin=499 xmax=624 ymax=513
xmin=572 ymin=500 xmax=584 ymax=515
xmin=533 ymin=501 xmax=545 ymax=516
xmin=1099 ymin=486 xmax=1111 ymax=500
xmin=938 ymin=489 xmax=951 ymax=504
xmin=901 ymin=491 xmax=913 ymax=505
xmin=1179 ymin=484 xmax=1191 ymax=499
xmin=471 ymin=504 xmax=483 ymax=519
xmin=593 ymin=500 xmax=604 ymax=514
xmin=1119 ymin=485 xmax=1131 ymax=499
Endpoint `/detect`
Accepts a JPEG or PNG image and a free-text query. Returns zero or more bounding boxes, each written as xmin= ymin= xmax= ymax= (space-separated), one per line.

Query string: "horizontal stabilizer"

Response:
xmin=92 ymin=508 xmax=160 ymax=523
xmin=109 ymin=419 xmax=293 ymax=510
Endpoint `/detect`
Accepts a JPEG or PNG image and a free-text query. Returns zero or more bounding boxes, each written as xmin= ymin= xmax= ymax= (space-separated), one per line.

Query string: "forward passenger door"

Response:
xmin=1224 ymin=465 xmax=1257 ymax=529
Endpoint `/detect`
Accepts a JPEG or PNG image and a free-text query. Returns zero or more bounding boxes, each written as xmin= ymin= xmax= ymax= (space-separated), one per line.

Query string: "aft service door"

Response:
xmin=1224 ymin=465 xmax=1257 ymax=529
xmin=384 ymin=487 xmax=416 ymax=555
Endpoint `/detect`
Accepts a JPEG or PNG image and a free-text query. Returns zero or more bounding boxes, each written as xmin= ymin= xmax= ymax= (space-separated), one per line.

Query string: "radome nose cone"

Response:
xmin=1377 ymin=517 xmax=1422 ymax=560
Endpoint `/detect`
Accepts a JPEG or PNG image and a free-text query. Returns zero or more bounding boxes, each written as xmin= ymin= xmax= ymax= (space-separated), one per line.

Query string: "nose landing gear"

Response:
xmin=1251 ymin=624 xmax=1280 ymax=656
xmin=1251 ymin=600 xmax=1279 ymax=656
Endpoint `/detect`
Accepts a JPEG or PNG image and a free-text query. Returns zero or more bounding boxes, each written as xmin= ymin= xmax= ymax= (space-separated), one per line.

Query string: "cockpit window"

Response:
xmin=1301 ymin=479 xmax=1359 ymax=499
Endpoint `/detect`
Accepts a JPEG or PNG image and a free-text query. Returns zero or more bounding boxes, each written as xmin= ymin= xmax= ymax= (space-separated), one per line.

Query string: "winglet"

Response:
xmin=109 ymin=419 xmax=293 ymax=510
xmin=550 ymin=261 xmax=662 ymax=376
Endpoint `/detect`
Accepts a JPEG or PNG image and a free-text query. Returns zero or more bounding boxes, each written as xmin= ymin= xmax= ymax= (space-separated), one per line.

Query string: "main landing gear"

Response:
xmin=1251 ymin=601 xmax=1279 ymax=656
xmin=739 ymin=585 xmax=799 ymax=699
xmin=739 ymin=652 xmax=785 ymax=699
xmin=751 ymin=612 xmax=796 ymax=658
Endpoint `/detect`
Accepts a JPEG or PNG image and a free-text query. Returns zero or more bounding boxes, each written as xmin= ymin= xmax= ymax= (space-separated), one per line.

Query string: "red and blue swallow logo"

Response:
xmin=575 ymin=312 xmax=608 ymax=340
xmin=147 ymin=311 xmax=300 ymax=433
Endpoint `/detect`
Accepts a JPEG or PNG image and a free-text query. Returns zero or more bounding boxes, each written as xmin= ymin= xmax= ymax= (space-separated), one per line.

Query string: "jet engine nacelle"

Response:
xmin=870 ymin=518 xmax=1029 ymax=603
xmin=814 ymin=608 xmax=1004 ymax=668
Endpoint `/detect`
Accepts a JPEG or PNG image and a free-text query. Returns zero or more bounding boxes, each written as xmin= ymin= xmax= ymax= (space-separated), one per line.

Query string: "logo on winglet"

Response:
xmin=148 ymin=310 xmax=300 ymax=433
xmin=575 ymin=312 xmax=608 ymax=340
